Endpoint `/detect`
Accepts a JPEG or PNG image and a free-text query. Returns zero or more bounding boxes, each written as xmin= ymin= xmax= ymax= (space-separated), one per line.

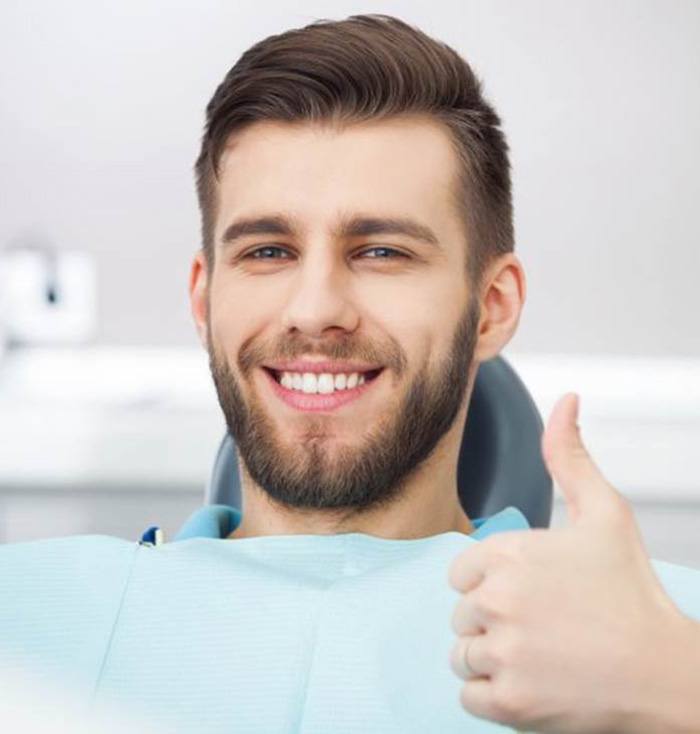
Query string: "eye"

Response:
xmin=244 ymin=246 xmax=292 ymax=260
xmin=358 ymin=247 xmax=408 ymax=259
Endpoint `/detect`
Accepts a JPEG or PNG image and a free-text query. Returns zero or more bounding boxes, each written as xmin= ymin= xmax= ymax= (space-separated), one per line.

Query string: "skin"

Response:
xmin=188 ymin=115 xmax=525 ymax=540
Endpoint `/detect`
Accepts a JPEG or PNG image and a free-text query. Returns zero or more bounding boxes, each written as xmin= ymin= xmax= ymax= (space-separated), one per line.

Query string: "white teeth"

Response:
xmin=302 ymin=373 xmax=317 ymax=394
xmin=276 ymin=370 xmax=374 ymax=394
xmin=317 ymin=373 xmax=335 ymax=394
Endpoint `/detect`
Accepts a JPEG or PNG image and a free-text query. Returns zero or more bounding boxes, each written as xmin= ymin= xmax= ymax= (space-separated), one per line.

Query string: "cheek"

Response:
xmin=391 ymin=299 xmax=467 ymax=373
xmin=209 ymin=276 xmax=276 ymax=341
xmin=361 ymin=278 xmax=463 ymax=360
xmin=371 ymin=310 xmax=434 ymax=379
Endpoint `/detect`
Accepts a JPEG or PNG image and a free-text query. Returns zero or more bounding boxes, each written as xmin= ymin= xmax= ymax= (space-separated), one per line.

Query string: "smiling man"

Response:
xmin=189 ymin=112 xmax=523 ymax=541
xmin=3 ymin=12 xmax=700 ymax=734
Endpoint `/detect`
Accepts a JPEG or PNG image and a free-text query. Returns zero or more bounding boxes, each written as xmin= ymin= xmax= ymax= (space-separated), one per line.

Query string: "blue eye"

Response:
xmin=359 ymin=247 xmax=406 ymax=259
xmin=246 ymin=246 xmax=291 ymax=259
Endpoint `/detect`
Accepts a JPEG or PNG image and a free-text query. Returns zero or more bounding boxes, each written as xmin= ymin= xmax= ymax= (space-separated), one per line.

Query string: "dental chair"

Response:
xmin=205 ymin=355 xmax=553 ymax=528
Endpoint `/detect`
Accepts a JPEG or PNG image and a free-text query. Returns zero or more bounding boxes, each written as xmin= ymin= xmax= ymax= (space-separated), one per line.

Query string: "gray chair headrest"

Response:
xmin=206 ymin=355 xmax=553 ymax=528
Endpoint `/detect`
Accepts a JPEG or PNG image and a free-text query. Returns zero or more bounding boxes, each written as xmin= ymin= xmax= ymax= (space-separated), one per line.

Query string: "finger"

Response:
xmin=450 ymin=633 xmax=495 ymax=680
xmin=541 ymin=392 xmax=617 ymax=525
xmin=459 ymin=677 xmax=506 ymax=724
xmin=451 ymin=592 xmax=487 ymax=636
xmin=448 ymin=542 xmax=489 ymax=593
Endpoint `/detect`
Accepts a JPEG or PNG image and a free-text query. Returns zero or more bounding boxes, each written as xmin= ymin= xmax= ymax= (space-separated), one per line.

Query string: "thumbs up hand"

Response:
xmin=448 ymin=393 xmax=695 ymax=734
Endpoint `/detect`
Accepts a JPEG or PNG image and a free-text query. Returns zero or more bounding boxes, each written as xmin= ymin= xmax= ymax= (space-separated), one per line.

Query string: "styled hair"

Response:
xmin=194 ymin=13 xmax=513 ymax=284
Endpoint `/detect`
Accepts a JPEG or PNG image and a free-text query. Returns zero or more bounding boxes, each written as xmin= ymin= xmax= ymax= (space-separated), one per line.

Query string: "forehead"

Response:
xmin=214 ymin=116 xmax=463 ymax=242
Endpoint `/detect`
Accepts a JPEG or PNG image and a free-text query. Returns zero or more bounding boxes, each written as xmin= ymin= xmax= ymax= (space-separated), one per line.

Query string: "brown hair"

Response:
xmin=194 ymin=13 xmax=513 ymax=284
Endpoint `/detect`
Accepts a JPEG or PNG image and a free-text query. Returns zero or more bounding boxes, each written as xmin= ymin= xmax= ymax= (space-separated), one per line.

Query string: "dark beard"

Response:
xmin=206 ymin=298 xmax=480 ymax=515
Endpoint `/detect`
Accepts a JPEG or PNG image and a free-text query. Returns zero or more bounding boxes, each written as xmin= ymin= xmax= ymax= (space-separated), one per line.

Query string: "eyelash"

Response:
xmin=243 ymin=246 xmax=408 ymax=261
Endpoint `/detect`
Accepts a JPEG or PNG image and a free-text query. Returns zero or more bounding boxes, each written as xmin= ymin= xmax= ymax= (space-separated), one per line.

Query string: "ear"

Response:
xmin=189 ymin=249 xmax=209 ymax=350
xmin=472 ymin=253 xmax=527 ymax=362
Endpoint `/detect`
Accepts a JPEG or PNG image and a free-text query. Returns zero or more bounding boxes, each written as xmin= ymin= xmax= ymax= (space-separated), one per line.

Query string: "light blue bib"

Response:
xmin=1 ymin=505 xmax=698 ymax=733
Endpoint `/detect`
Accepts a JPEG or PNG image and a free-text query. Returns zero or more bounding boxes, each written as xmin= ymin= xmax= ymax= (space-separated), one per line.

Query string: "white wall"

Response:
xmin=2 ymin=0 xmax=699 ymax=354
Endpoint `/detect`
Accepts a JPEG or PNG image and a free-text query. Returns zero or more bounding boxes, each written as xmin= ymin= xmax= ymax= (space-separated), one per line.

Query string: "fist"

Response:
xmin=447 ymin=393 xmax=688 ymax=733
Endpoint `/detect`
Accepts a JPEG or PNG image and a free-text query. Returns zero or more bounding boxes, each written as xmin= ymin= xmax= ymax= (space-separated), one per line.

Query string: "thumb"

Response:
xmin=541 ymin=392 xmax=615 ymax=525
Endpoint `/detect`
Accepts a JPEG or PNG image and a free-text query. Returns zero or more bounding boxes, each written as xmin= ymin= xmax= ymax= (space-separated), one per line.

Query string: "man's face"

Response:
xmin=199 ymin=116 xmax=481 ymax=513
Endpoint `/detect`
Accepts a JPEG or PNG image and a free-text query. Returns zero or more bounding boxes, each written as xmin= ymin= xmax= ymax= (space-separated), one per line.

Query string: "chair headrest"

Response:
xmin=206 ymin=355 xmax=552 ymax=528
xmin=457 ymin=356 xmax=552 ymax=527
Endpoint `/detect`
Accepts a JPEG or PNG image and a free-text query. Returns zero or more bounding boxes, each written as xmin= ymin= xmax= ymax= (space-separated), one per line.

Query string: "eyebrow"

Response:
xmin=219 ymin=214 xmax=441 ymax=249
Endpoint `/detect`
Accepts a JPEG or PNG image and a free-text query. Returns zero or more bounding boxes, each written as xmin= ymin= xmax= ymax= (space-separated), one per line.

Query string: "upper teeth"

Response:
xmin=278 ymin=371 xmax=367 ymax=394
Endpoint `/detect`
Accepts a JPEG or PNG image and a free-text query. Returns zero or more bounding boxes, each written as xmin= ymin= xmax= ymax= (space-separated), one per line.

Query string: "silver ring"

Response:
xmin=463 ymin=636 xmax=477 ymax=677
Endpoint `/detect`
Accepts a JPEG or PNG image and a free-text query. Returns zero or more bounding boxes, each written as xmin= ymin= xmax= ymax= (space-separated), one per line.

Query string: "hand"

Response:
xmin=448 ymin=393 xmax=691 ymax=733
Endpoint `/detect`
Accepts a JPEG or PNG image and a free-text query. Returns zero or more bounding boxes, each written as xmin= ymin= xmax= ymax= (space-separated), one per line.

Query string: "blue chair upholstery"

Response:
xmin=206 ymin=355 xmax=553 ymax=528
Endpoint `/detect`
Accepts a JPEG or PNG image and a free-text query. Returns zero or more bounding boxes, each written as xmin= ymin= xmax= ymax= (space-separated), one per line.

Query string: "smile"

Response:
xmin=261 ymin=367 xmax=384 ymax=412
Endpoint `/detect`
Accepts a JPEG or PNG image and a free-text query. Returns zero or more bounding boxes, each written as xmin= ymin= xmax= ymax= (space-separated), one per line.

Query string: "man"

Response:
xmin=1 ymin=13 xmax=699 ymax=734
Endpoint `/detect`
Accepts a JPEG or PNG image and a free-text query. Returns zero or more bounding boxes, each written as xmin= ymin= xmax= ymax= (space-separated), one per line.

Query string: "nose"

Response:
xmin=280 ymin=253 xmax=359 ymax=339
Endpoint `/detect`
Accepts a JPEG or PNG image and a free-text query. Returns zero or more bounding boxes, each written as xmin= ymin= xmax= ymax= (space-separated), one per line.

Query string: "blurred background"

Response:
xmin=1 ymin=0 xmax=698 ymax=565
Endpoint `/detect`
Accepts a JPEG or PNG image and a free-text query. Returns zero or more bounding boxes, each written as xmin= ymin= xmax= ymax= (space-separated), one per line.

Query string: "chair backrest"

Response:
xmin=206 ymin=355 xmax=553 ymax=528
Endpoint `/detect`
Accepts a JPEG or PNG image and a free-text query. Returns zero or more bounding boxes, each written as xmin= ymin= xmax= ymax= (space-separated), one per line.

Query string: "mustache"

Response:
xmin=237 ymin=333 xmax=408 ymax=377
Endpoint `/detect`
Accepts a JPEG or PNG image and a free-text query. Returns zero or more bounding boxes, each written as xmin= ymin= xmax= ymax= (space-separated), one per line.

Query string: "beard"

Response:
xmin=206 ymin=298 xmax=480 ymax=516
